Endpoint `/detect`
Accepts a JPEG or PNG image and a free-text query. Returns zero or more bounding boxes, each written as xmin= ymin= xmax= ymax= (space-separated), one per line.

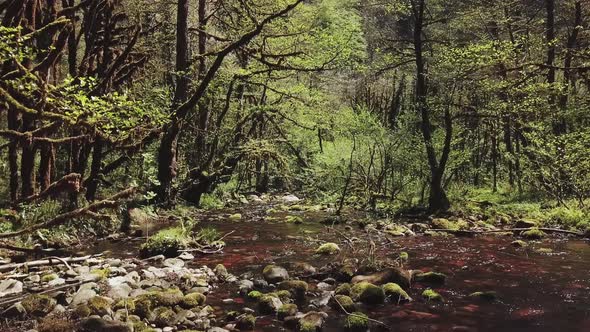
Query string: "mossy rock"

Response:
xmin=335 ymin=283 xmax=351 ymax=296
xmin=226 ymin=310 xmax=240 ymax=321
xmin=147 ymin=288 xmax=184 ymax=307
xmin=511 ymin=240 xmax=527 ymax=247
xmin=132 ymin=295 xmax=153 ymax=318
xmin=521 ymin=228 xmax=546 ymax=239
xmin=113 ymin=298 xmax=135 ymax=311
xmin=431 ymin=218 xmax=468 ymax=231
xmin=278 ymin=280 xmax=308 ymax=299
xmin=382 ymin=283 xmax=411 ymax=303
xmin=337 ymin=265 xmax=356 ymax=282
xmin=151 ymin=306 xmax=177 ymax=327
xmin=350 ymin=282 xmax=385 ymax=305
xmin=468 ymin=291 xmax=497 ymax=302
xmin=399 ymin=252 xmax=409 ymax=262
xmin=247 ymin=290 xmax=263 ymax=301
xmin=87 ymin=296 xmax=112 ymax=316
xmin=315 ymin=242 xmax=341 ymax=255
xmin=73 ymin=304 xmax=92 ymax=319
xmin=40 ymin=273 xmax=57 ymax=283
xmin=413 ymin=272 xmax=446 ymax=284
xmin=21 ymin=294 xmax=56 ymax=317
xmin=344 ymin=312 xmax=369 ymax=332
xmin=535 ymin=247 xmax=553 ymax=254
xmin=285 ymin=215 xmax=304 ymax=224
xmin=422 ymin=289 xmax=443 ymax=302
xmin=330 ymin=294 xmax=356 ymax=313
xmin=228 ymin=213 xmax=242 ymax=221
xmin=236 ymin=313 xmax=256 ymax=330
xmin=258 ymin=294 xmax=283 ymax=314
xmin=277 ymin=303 xmax=298 ymax=320
xmin=90 ymin=268 xmax=111 ymax=280
xmin=139 ymin=227 xmax=190 ymax=257
xmin=273 ymin=290 xmax=293 ymax=302
xmin=180 ymin=292 xmax=206 ymax=308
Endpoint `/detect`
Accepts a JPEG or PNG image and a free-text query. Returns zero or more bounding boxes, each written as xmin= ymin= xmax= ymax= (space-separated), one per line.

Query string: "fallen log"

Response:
xmin=0 ymin=254 xmax=103 ymax=273
xmin=429 ymin=227 xmax=584 ymax=237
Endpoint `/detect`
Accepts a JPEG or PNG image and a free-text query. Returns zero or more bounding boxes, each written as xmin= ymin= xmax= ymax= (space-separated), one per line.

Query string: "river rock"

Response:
xmin=262 ymin=265 xmax=289 ymax=283
xmin=71 ymin=288 xmax=97 ymax=306
xmin=178 ymin=252 xmax=194 ymax=260
xmin=163 ymin=258 xmax=185 ymax=268
xmin=281 ymin=194 xmax=301 ymax=203
xmin=515 ymin=219 xmax=536 ymax=229
xmin=80 ymin=316 xmax=132 ymax=332
xmin=258 ymin=295 xmax=283 ymax=314
xmin=238 ymin=279 xmax=254 ymax=294
xmin=351 ymin=267 xmax=411 ymax=289
xmin=0 ymin=279 xmax=23 ymax=297
xmin=107 ymin=283 xmax=132 ymax=300
xmin=48 ymin=277 xmax=66 ymax=287
xmin=350 ymin=281 xmax=385 ymax=305
xmin=297 ymin=311 xmax=328 ymax=332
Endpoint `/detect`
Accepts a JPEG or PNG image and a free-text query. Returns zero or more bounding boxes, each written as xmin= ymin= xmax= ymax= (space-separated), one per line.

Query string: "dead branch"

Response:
xmin=431 ymin=227 xmax=584 ymax=237
xmin=0 ymin=254 xmax=103 ymax=273
xmin=0 ymin=188 xmax=136 ymax=239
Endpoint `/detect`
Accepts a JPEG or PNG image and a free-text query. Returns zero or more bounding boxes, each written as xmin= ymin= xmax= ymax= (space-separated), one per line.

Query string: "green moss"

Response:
xmin=40 ymin=274 xmax=57 ymax=283
xmin=145 ymin=288 xmax=184 ymax=307
xmin=335 ymin=283 xmax=351 ymax=296
xmin=299 ymin=321 xmax=318 ymax=332
xmin=315 ymin=242 xmax=341 ymax=255
xmin=87 ymin=296 xmax=112 ymax=316
xmin=113 ymin=298 xmax=135 ymax=311
xmin=413 ymin=272 xmax=446 ymax=284
xmin=330 ymin=294 xmax=355 ymax=313
xmin=535 ymin=247 xmax=553 ymax=253
xmin=21 ymin=294 xmax=56 ymax=317
xmin=511 ymin=240 xmax=527 ymax=247
xmin=431 ymin=218 xmax=468 ymax=230
xmin=72 ymin=305 xmax=91 ymax=318
xmin=90 ymin=268 xmax=110 ymax=280
xmin=236 ymin=313 xmax=256 ymax=330
xmin=247 ymin=290 xmax=263 ymax=301
xmin=344 ymin=312 xmax=369 ymax=332
xmin=285 ymin=215 xmax=304 ymax=224
xmin=468 ymin=291 xmax=497 ymax=302
xmin=139 ymin=227 xmax=190 ymax=257
xmin=132 ymin=295 xmax=153 ymax=318
xmin=277 ymin=303 xmax=298 ymax=320
xmin=399 ymin=252 xmax=409 ymax=262
xmin=228 ymin=213 xmax=242 ymax=221
xmin=258 ymin=294 xmax=282 ymax=314
xmin=350 ymin=282 xmax=385 ymax=305
xmin=422 ymin=289 xmax=443 ymax=302
xmin=273 ymin=290 xmax=292 ymax=302
xmin=180 ymin=292 xmax=206 ymax=308
xmin=278 ymin=280 xmax=308 ymax=299
xmin=382 ymin=283 xmax=411 ymax=302
xmin=152 ymin=306 xmax=177 ymax=327
xmin=522 ymin=228 xmax=546 ymax=239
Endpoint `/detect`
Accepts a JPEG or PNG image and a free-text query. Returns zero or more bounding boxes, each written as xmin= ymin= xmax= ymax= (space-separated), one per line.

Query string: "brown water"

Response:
xmin=89 ymin=205 xmax=590 ymax=332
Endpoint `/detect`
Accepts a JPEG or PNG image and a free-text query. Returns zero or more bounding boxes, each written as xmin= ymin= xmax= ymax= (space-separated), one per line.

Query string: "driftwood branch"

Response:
xmin=0 ymin=188 xmax=136 ymax=239
xmin=0 ymin=254 xmax=103 ymax=273
xmin=430 ymin=227 xmax=584 ymax=237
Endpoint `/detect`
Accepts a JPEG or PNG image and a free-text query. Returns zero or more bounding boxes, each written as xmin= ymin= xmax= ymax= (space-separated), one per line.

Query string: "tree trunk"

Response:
xmin=85 ymin=139 xmax=103 ymax=201
xmin=157 ymin=0 xmax=189 ymax=204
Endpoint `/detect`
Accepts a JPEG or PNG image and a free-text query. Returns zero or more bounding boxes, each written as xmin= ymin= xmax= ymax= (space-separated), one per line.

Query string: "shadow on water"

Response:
xmin=83 ymin=206 xmax=590 ymax=332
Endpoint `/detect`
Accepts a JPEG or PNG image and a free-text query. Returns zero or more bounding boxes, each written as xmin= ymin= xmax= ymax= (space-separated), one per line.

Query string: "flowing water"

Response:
xmin=87 ymin=205 xmax=590 ymax=332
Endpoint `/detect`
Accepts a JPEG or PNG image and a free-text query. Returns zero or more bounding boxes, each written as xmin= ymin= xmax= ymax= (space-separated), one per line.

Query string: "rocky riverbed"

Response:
xmin=1 ymin=195 xmax=590 ymax=332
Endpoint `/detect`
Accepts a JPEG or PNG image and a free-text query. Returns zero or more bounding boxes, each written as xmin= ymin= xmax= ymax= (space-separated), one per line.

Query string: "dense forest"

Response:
xmin=0 ymin=0 xmax=589 ymax=332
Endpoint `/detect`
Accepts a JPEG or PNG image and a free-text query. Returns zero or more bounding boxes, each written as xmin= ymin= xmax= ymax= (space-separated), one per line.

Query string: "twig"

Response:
xmin=330 ymin=294 xmax=389 ymax=329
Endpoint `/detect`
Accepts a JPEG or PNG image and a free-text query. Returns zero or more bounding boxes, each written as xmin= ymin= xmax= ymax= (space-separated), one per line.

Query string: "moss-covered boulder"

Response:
xmin=278 ymin=280 xmax=308 ymax=299
xmin=86 ymin=296 xmax=112 ymax=316
xmin=329 ymin=294 xmax=356 ymax=313
xmin=337 ymin=264 xmax=356 ymax=282
xmin=247 ymin=290 xmax=263 ymax=301
xmin=151 ymin=306 xmax=177 ymax=327
xmin=277 ymin=303 xmax=298 ymax=320
xmin=431 ymin=218 xmax=468 ymax=231
xmin=258 ymin=294 xmax=283 ymax=314
xmin=236 ymin=314 xmax=256 ymax=330
xmin=344 ymin=312 xmax=369 ymax=332
xmin=382 ymin=283 xmax=411 ymax=303
xmin=515 ymin=219 xmax=537 ymax=229
xmin=20 ymin=294 xmax=56 ymax=317
xmin=132 ymin=295 xmax=153 ymax=318
xmin=139 ymin=227 xmax=190 ymax=258
xmin=335 ymin=283 xmax=351 ymax=296
xmin=273 ymin=290 xmax=293 ymax=302
xmin=148 ymin=288 xmax=184 ymax=307
xmin=351 ymin=267 xmax=411 ymax=289
xmin=180 ymin=292 xmax=206 ymax=308
xmin=113 ymin=298 xmax=135 ymax=311
xmin=413 ymin=272 xmax=446 ymax=284
xmin=315 ymin=242 xmax=341 ymax=255
xmin=262 ymin=265 xmax=289 ymax=283
xmin=511 ymin=240 xmax=527 ymax=247
xmin=422 ymin=289 xmax=443 ymax=302
xmin=521 ymin=228 xmax=546 ymax=239
xmin=468 ymin=291 xmax=497 ymax=302
xmin=298 ymin=311 xmax=327 ymax=332
xmin=285 ymin=215 xmax=304 ymax=224
xmin=228 ymin=213 xmax=242 ymax=221
xmin=350 ymin=282 xmax=385 ymax=305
